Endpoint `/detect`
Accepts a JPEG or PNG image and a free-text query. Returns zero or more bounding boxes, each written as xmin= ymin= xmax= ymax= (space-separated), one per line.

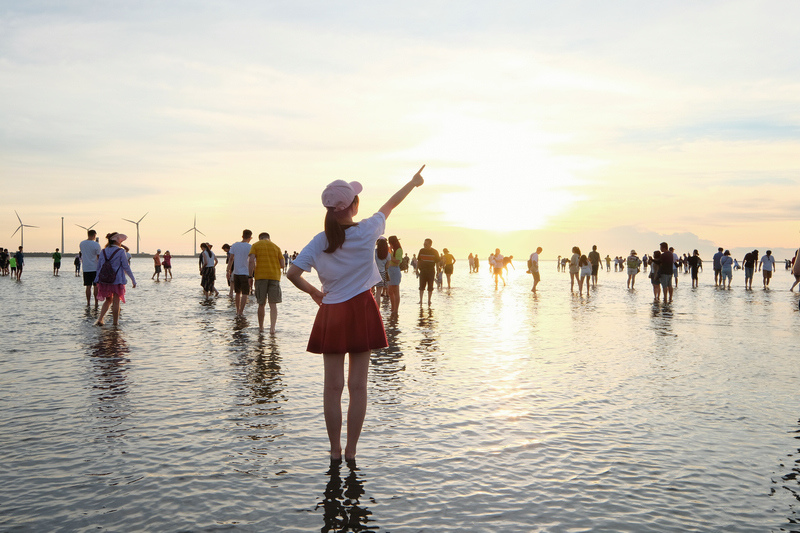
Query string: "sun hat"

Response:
xmin=111 ymin=233 xmax=128 ymax=244
xmin=322 ymin=180 xmax=363 ymax=212
xmin=630 ymin=249 xmax=637 ymax=255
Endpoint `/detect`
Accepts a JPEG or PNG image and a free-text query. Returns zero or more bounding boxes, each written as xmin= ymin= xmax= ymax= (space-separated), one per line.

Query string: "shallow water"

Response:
xmin=1 ymin=258 xmax=799 ymax=532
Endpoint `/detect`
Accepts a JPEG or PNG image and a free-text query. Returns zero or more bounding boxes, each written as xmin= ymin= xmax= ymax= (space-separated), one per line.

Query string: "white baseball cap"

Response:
xmin=321 ymin=180 xmax=362 ymax=212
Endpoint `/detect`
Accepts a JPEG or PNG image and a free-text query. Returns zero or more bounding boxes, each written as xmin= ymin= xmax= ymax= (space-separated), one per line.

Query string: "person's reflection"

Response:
xmin=416 ymin=308 xmax=440 ymax=374
xmin=318 ymin=460 xmax=378 ymax=532
xmin=87 ymin=329 xmax=131 ymax=436
xmin=232 ymin=335 xmax=285 ymax=444
xmin=649 ymin=301 xmax=675 ymax=337
xmin=371 ymin=316 xmax=405 ymax=380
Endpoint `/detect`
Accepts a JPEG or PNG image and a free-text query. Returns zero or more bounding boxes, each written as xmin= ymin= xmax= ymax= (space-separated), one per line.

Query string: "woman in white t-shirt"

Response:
xmin=287 ymin=165 xmax=425 ymax=464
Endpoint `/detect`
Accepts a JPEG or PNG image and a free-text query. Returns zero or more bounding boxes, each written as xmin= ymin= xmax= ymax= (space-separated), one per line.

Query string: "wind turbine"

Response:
xmin=122 ymin=212 xmax=148 ymax=254
xmin=182 ymin=215 xmax=205 ymax=256
xmin=75 ymin=221 xmax=99 ymax=231
xmin=11 ymin=211 xmax=38 ymax=249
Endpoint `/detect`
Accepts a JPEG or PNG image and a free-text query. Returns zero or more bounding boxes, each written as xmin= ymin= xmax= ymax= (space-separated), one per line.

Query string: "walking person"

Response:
xmin=742 ymin=249 xmax=758 ymax=290
xmin=386 ymin=236 xmax=403 ymax=315
xmin=94 ymin=233 xmax=137 ymax=326
xmin=286 ymin=165 xmax=425 ymax=463
xmin=80 ymin=229 xmax=102 ymax=305
xmin=491 ymin=249 xmax=506 ymax=289
xmin=14 ymin=247 xmax=24 ymax=281
xmin=626 ymin=250 xmax=641 ymax=289
xmin=441 ymin=248 xmax=456 ymax=289
xmin=569 ymin=246 xmax=581 ymax=292
xmin=759 ymin=250 xmax=776 ymax=289
xmin=417 ymin=238 xmax=440 ymax=305
xmin=712 ymin=247 xmax=724 ymax=286
xmin=588 ymin=245 xmax=601 ymax=287
xmin=151 ymin=249 xmax=162 ymax=281
xmin=688 ymin=250 xmax=703 ymax=288
xmin=790 ymin=248 xmax=800 ymax=292
xmin=249 ymin=232 xmax=285 ymax=334
xmin=578 ymin=254 xmax=591 ymax=296
xmin=373 ymin=238 xmax=390 ymax=303
xmin=74 ymin=254 xmax=81 ymax=277
xmin=199 ymin=242 xmax=219 ymax=299
xmin=720 ymin=250 xmax=734 ymax=289
xmin=649 ymin=250 xmax=662 ymax=300
xmin=228 ymin=230 xmax=253 ymax=317
xmin=659 ymin=242 xmax=674 ymax=302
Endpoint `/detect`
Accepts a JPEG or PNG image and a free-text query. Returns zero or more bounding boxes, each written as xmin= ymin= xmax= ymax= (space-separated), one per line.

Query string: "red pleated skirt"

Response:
xmin=307 ymin=290 xmax=387 ymax=354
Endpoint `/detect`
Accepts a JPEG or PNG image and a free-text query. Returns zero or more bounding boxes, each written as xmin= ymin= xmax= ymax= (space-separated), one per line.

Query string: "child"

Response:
xmin=286 ymin=165 xmax=425 ymax=463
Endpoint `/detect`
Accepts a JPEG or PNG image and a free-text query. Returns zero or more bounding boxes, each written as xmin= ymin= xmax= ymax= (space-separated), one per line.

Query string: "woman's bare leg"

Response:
xmin=344 ymin=351 xmax=370 ymax=461
xmin=111 ymin=295 xmax=121 ymax=325
xmin=323 ymin=354 xmax=346 ymax=460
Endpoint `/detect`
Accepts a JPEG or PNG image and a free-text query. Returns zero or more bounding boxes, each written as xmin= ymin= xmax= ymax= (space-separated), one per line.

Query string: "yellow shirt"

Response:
xmin=249 ymin=239 xmax=283 ymax=280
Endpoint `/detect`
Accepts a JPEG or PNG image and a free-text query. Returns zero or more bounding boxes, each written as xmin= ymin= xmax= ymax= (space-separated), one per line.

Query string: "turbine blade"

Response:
xmin=197 ymin=229 xmax=206 ymax=236
xmin=122 ymin=218 xmax=136 ymax=224
xmin=15 ymin=210 xmax=22 ymax=224
xmin=138 ymin=212 xmax=149 ymax=223
xmin=75 ymin=224 xmax=87 ymax=229
xmin=11 ymin=226 xmax=21 ymax=237
xmin=182 ymin=228 xmax=193 ymax=235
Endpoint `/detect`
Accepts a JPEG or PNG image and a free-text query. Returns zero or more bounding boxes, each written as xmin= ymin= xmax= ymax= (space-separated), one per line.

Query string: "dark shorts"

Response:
xmin=660 ymin=274 xmax=672 ymax=288
xmin=763 ymin=270 xmax=772 ymax=279
xmin=591 ymin=264 xmax=599 ymax=276
xmin=233 ymin=274 xmax=251 ymax=295
xmin=532 ymin=271 xmax=540 ymax=282
xmin=419 ymin=269 xmax=435 ymax=291
xmin=444 ymin=264 xmax=454 ymax=275
xmin=54 ymin=262 xmax=61 ymax=268
xmin=744 ymin=267 xmax=754 ymax=279
xmin=83 ymin=271 xmax=96 ymax=286
xmin=255 ymin=279 xmax=282 ymax=305
xmin=154 ymin=265 xmax=162 ymax=273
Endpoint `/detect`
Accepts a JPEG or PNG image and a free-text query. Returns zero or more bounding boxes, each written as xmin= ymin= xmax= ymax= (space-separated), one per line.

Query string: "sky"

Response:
xmin=2 ymin=1 xmax=800 ymax=260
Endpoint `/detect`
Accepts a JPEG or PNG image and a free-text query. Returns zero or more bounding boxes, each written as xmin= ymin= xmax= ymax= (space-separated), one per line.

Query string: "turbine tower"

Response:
xmin=182 ymin=215 xmax=205 ymax=256
xmin=122 ymin=212 xmax=148 ymax=254
xmin=11 ymin=211 xmax=39 ymax=249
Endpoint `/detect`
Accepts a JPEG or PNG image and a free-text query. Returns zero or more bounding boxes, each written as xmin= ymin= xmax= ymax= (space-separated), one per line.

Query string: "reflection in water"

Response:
xmin=416 ymin=308 xmax=440 ymax=374
xmin=775 ymin=417 xmax=800 ymax=529
xmin=370 ymin=316 xmax=405 ymax=402
xmin=87 ymin=329 xmax=131 ymax=438
xmin=232 ymin=334 xmax=286 ymax=443
xmin=649 ymin=302 xmax=676 ymax=337
xmin=318 ymin=461 xmax=378 ymax=532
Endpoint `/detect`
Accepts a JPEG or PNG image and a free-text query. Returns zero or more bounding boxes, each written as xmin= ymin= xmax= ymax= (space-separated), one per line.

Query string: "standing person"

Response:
xmin=669 ymin=247 xmax=679 ymax=287
xmin=605 ymin=255 xmax=611 ymax=272
xmin=80 ymin=229 xmax=102 ymax=305
xmin=790 ymin=248 xmax=800 ymax=292
xmin=688 ymin=250 xmax=703 ymax=288
xmin=94 ymin=233 xmax=136 ymax=326
xmin=626 ymin=250 xmax=641 ymax=289
xmin=286 ymin=166 xmax=425 ymax=463
xmin=410 ymin=253 xmax=418 ymax=277
xmin=162 ymin=251 xmax=173 ymax=280
xmin=649 ymin=250 xmax=662 ymax=300
xmin=283 ymin=250 xmax=290 ymax=273
xmin=0 ymin=248 xmax=9 ymax=276
xmin=659 ymin=242 xmax=674 ymax=302
xmin=467 ymin=253 xmax=474 ymax=273
xmin=228 ymin=230 xmax=253 ymax=317
xmin=556 ymin=255 xmax=561 ymax=272
xmin=52 ymin=248 xmax=62 ymax=276
xmin=578 ymin=255 xmax=591 ymax=296
xmin=742 ymin=249 xmax=758 ymax=290
xmin=222 ymin=243 xmax=233 ymax=298
xmin=759 ymin=250 xmax=776 ymax=289
xmin=529 ymin=246 xmax=542 ymax=292
xmin=151 ymin=249 xmax=162 ymax=281
xmin=720 ymin=250 xmax=734 ymax=289
xmin=441 ymin=248 xmax=456 ymax=289
xmin=386 ymin=236 xmax=403 ymax=315
xmin=569 ymin=246 xmax=581 ymax=292
xmin=588 ymin=245 xmax=601 ymax=287
xmin=249 ymin=232 xmax=285 ymax=334
xmin=491 ymin=248 xmax=506 ymax=289
xmin=74 ymin=254 xmax=81 ymax=276
xmin=199 ymin=243 xmax=219 ymax=299
xmin=14 ymin=246 xmax=24 ymax=281
xmin=472 ymin=252 xmax=479 ymax=273
xmin=373 ymin=238 xmax=390 ymax=303
xmin=712 ymin=247 xmax=724 ymax=286
xmin=9 ymin=253 xmax=16 ymax=278
xmin=417 ymin=239 xmax=440 ymax=305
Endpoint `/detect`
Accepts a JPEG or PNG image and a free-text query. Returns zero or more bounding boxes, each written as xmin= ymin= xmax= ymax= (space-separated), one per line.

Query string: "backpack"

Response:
xmin=98 ymin=248 xmax=122 ymax=283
